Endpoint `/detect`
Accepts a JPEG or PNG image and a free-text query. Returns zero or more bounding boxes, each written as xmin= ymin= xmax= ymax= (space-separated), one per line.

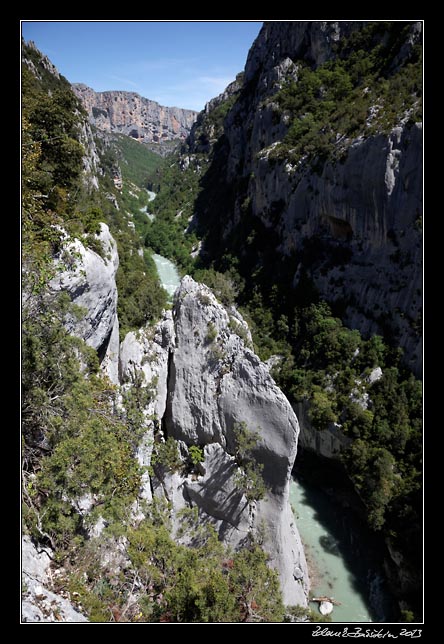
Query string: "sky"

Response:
xmin=21 ymin=21 xmax=263 ymax=112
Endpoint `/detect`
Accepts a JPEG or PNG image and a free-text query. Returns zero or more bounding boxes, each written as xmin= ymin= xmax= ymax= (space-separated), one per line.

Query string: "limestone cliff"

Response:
xmin=166 ymin=277 xmax=308 ymax=605
xmin=188 ymin=21 xmax=423 ymax=375
xmin=73 ymin=84 xmax=197 ymax=143
xmin=117 ymin=277 xmax=309 ymax=606
xmin=49 ymin=223 xmax=120 ymax=384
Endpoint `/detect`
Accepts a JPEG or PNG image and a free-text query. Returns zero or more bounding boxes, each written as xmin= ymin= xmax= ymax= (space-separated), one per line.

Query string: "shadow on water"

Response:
xmin=319 ymin=534 xmax=341 ymax=557
xmin=292 ymin=452 xmax=397 ymax=622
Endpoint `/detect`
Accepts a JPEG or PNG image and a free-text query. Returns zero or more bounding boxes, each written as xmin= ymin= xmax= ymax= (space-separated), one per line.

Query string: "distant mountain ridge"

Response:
xmin=73 ymin=83 xmax=198 ymax=143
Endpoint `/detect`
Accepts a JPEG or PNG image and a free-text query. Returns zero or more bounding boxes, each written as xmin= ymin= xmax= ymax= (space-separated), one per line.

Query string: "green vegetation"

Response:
xmin=22 ymin=60 xmax=88 ymax=259
xmin=272 ymin=22 xmax=422 ymax=165
xmin=194 ymin=268 xmax=238 ymax=307
xmin=53 ymin=504 xmax=285 ymax=622
xmin=233 ymin=422 xmax=267 ymax=503
xmin=205 ymin=321 xmax=218 ymax=343
xmin=115 ymin=241 xmax=167 ymax=340
xmin=142 ymin=83 xmax=244 ymax=275
xmin=268 ymin=302 xmax=422 ymax=543
xmin=23 ymin=39 xmax=168 ymax=340
xmin=144 ymin=155 xmax=204 ymax=272
xmin=22 ymin=283 xmax=148 ymax=552
xmin=111 ymin=133 xmax=164 ymax=188
xmin=22 ymin=41 xmax=162 ymax=569
xmin=188 ymin=445 xmax=204 ymax=467
xmin=150 ymin=437 xmax=182 ymax=475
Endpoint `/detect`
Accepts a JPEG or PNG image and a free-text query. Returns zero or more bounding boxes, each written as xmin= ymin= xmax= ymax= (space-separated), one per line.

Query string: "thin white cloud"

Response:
xmin=153 ymin=74 xmax=234 ymax=108
xmin=198 ymin=75 xmax=233 ymax=90
xmin=137 ymin=57 xmax=201 ymax=72
xmin=107 ymin=74 xmax=141 ymax=90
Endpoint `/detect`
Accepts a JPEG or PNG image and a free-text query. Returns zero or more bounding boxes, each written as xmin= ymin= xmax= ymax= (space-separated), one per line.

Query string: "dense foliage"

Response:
xmin=144 ymin=155 xmax=204 ymax=272
xmin=272 ymin=21 xmax=422 ymax=165
xmin=22 ymin=41 xmax=159 ymax=556
xmin=51 ymin=501 xmax=287 ymax=623
xmin=111 ymin=132 xmax=163 ymax=188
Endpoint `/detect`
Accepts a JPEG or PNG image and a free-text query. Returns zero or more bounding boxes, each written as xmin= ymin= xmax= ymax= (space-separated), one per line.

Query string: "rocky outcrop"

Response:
xmin=27 ymin=256 xmax=310 ymax=611
xmin=157 ymin=277 xmax=308 ymax=606
xmin=245 ymin=22 xmax=355 ymax=82
xmin=113 ymin=277 xmax=309 ymax=605
xmin=21 ymin=39 xmax=61 ymax=80
xmin=78 ymin=118 xmax=101 ymax=192
xmin=251 ymin=123 xmax=423 ymax=375
xmin=188 ymin=73 xmax=244 ymax=153
xmin=50 ymin=223 xmax=120 ymax=381
xmin=22 ymin=536 xmax=87 ymax=622
xmin=73 ymin=84 xmax=197 ymax=143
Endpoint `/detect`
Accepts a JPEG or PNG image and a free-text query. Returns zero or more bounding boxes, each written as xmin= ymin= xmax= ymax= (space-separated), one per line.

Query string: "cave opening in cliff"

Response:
xmin=328 ymin=216 xmax=354 ymax=241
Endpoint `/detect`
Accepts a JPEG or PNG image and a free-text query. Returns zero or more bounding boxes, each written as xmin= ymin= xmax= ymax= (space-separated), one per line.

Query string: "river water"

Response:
xmin=152 ymin=253 xmax=181 ymax=298
xmin=140 ymin=190 xmax=157 ymax=220
xmin=290 ymin=476 xmax=395 ymax=622
xmin=148 ymin=222 xmax=393 ymax=623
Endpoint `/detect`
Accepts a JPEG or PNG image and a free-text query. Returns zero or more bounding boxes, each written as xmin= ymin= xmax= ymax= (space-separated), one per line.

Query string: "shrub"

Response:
xmin=151 ymin=437 xmax=182 ymax=474
xmin=188 ymin=445 xmax=204 ymax=467
xmin=205 ymin=322 xmax=218 ymax=344
xmin=229 ymin=317 xmax=252 ymax=348
xmin=232 ymin=422 xmax=266 ymax=503
xmin=308 ymin=389 xmax=338 ymax=431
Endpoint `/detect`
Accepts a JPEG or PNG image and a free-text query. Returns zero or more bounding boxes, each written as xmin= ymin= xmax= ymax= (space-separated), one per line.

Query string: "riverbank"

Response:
xmin=291 ymin=452 xmax=398 ymax=623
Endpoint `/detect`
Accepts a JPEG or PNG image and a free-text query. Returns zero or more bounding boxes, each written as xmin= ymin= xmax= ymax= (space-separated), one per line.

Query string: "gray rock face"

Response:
xmin=22 ymin=39 xmax=61 ymax=80
xmin=188 ymin=73 xmax=244 ymax=153
xmin=73 ymin=84 xmax=197 ymax=143
xmin=190 ymin=21 xmax=423 ymax=376
xmin=22 ymin=536 xmax=87 ymax=622
xmin=119 ymin=312 xmax=175 ymax=503
xmin=161 ymin=276 xmax=308 ymax=606
xmin=251 ymin=123 xmax=422 ymax=375
xmin=295 ymin=401 xmax=351 ymax=459
xmin=50 ymin=224 xmax=120 ymax=369
xmin=101 ymin=315 xmax=120 ymax=385
xmin=78 ymin=118 xmax=101 ymax=192
xmin=245 ymin=22 xmax=361 ymax=83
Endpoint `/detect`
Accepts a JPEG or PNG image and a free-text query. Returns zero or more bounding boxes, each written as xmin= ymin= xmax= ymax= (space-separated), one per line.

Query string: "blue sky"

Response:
xmin=21 ymin=21 xmax=263 ymax=111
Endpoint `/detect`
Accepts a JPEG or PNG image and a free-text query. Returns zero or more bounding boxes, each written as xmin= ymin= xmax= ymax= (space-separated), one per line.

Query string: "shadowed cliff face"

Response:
xmin=119 ymin=277 xmax=309 ymax=607
xmin=189 ymin=21 xmax=423 ymax=375
xmin=73 ymin=84 xmax=198 ymax=143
